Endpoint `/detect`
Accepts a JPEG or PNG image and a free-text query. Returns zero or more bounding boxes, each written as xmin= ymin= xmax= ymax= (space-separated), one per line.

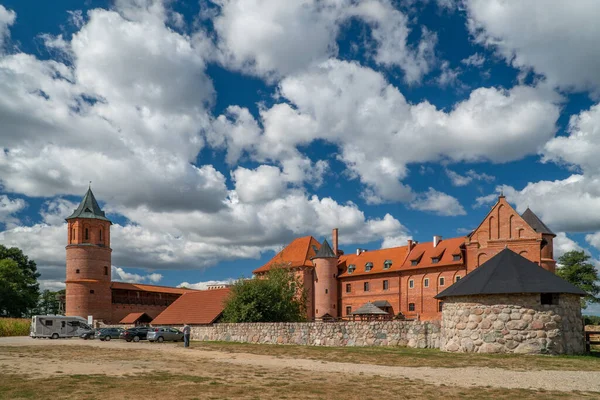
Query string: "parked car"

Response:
xmin=147 ymin=327 xmax=184 ymax=343
xmin=95 ymin=327 xmax=124 ymax=341
xmin=80 ymin=328 xmax=102 ymax=340
xmin=121 ymin=327 xmax=150 ymax=342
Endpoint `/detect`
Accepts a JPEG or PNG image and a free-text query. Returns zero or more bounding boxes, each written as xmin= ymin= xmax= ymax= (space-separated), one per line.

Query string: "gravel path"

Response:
xmin=2 ymin=336 xmax=599 ymax=393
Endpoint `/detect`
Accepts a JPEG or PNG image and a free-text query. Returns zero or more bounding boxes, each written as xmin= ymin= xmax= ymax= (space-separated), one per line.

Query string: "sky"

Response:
xmin=1 ymin=0 xmax=600 ymax=315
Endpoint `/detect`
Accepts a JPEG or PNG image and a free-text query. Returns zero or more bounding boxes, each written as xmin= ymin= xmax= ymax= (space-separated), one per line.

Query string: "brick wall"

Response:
xmin=188 ymin=320 xmax=441 ymax=348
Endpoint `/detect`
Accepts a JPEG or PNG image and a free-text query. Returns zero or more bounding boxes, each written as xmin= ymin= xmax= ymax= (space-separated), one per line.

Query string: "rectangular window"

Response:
xmin=541 ymin=293 xmax=559 ymax=305
xmin=346 ymin=283 xmax=351 ymax=293
xmin=439 ymin=277 xmax=445 ymax=286
xmin=455 ymin=275 xmax=461 ymax=282
xmin=383 ymin=280 xmax=389 ymax=290
xmin=408 ymin=303 xmax=415 ymax=312
xmin=411 ymin=260 xmax=418 ymax=266
xmin=438 ymin=301 xmax=444 ymax=312
xmin=346 ymin=306 xmax=352 ymax=315
xmin=453 ymin=255 xmax=461 ymax=261
xmin=431 ymin=258 xmax=439 ymax=264
xmin=424 ymin=278 xmax=429 ymax=288
xmin=44 ymin=320 xmax=53 ymax=327
xmin=325 ymin=289 xmax=328 ymax=294
xmin=364 ymin=282 xmax=369 ymax=292
xmin=409 ymin=279 xmax=414 ymax=289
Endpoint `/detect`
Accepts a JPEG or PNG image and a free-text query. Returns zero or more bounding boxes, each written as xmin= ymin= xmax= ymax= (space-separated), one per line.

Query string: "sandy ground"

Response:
xmin=1 ymin=336 xmax=599 ymax=393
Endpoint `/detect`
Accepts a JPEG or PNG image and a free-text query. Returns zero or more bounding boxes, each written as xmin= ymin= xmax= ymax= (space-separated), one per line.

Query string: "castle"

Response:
xmin=65 ymin=189 xmax=556 ymax=324
xmin=254 ymin=195 xmax=557 ymax=321
xmin=64 ymin=188 xmax=197 ymax=324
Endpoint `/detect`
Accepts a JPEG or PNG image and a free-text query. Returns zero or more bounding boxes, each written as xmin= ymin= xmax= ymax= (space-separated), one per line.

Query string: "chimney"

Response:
xmin=356 ymin=248 xmax=361 ymax=256
xmin=361 ymin=249 xmax=367 ymax=254
xmin=332 ymin=228 xmax=339 ymax=256
xmin=407 ymin=239 xmax=414 ymax=250
xmin=433 ymin=235 xmax=442 ymax=248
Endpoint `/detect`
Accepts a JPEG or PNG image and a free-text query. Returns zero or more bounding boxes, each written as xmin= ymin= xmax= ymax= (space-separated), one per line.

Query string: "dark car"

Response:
xmin=80 ymin=328 xmax=102 ymax=340
xmin=121 ymin=327 xmax=150 ymax=342
xmin=95 ymin=327 xmax=124 ymax=341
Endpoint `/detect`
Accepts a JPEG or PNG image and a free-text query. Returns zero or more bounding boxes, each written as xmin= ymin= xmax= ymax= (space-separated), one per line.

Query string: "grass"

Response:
xmin=0 ymin=319 xmax=30 ymax=337
xmin=192 ymin=341 xmax=600 ymax=371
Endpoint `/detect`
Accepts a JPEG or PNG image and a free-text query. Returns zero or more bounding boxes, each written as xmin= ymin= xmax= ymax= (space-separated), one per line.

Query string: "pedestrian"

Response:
xmin=183 ymin=323 xmax=191 ymax=348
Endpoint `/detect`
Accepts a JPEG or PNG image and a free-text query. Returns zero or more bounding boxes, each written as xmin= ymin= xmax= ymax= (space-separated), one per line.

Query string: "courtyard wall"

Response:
xmin=188 ymin=320 xmax=441 ymax=348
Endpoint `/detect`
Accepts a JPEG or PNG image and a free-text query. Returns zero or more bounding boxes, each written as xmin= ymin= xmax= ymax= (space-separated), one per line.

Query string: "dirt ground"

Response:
xmin=1 ymin=337 xmax=599 ymax=399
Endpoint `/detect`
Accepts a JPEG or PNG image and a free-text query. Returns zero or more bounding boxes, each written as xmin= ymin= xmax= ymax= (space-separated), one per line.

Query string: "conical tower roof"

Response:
xmin=66 ymin=187 xmax=112 ymax=223
xmin=311 ymin=239 xmax=337 ymax=259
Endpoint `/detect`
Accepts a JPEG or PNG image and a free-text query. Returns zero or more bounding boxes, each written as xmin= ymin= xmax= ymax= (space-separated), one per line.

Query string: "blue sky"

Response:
xmin=1 ymin=0 xmax=600 ymax=315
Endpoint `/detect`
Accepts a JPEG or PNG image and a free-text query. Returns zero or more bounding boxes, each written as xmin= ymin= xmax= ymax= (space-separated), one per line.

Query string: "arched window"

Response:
xmin=99 ymin=229 xmax=103 ymax=242
xmin=84 ymin=228 xmax=89 ymax=241
xmin=104 ymin=266 xmax=108 ymax=276
xmin=71 ymin=227 xmax=75 ymax=243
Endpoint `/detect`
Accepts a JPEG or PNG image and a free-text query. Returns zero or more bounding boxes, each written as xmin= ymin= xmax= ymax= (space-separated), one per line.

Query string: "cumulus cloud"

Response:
xmin=0 ymin=195 xmax=26 ymax=228
xmin=446 ymin=169 xmax=494 ymax=187
xmin=409 ymin=188 xmax=466 ymax=216
xmin=461 ymin=53 xmax=485 ymax=67
xmin=554 ymin=232 xmax=585 ymax=258
xmin=178 ymin=279 xmax=234 ymax=290
xmin=463 ymin=0 xmax=600 ymax=94
xmin=112 ymin=266 xmax=163 ymax=284
xmin=0 ymin=5 xmax=15 ymax=50
xmin=210 ymin=0 xmax=436 ymax=83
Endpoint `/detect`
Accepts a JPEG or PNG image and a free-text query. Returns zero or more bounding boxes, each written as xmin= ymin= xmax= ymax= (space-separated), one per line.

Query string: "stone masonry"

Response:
xmin=189 ymin=321 xmax=440 ymax=348
xmin=440 ymin=294 xmax=584 ymax=355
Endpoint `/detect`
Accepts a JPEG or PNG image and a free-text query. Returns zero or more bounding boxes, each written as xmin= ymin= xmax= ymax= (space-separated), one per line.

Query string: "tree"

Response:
xmin=0 ymin=245 xmax=40 ymax=317
xmin=34 ymin=289 xmax=64 ymax=315
xmin=222 ymin=267 xmax=307 ymax=323
xmin=557 ymin=250 xmax=600 ymax=308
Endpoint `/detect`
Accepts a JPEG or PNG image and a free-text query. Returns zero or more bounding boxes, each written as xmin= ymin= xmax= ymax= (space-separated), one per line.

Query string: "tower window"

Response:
xmin=383 ymin=280 xmax=389 ymax=290
xmin=325 ymin=288 xmax=328 ymax=294
xmin=76 ymin=269 xmax=80 ymax=274
xmin=84 ymin=228 xmax=89 ymax=241
xmin=408 ymin=303 xmax=415 ymax=312
xmin=346 ymin=283 xmax=351 ymax=293
xmin=104 ymin=266 xmax=108 ymax=276
xmin=71 ymin=228 xmax=75 ymax=243
xmin=99 ymin=229 xmax=103 ymax=241
xmin=89 ymin=290 xmax=95 ymax=294
xmin=364 ymin=282 xmax=369 ymax=292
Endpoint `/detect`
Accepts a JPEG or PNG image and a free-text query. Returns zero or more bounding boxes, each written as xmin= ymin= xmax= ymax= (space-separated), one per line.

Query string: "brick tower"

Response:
xmin=65 ymin=187 xmax=113 ymax=323
xmin=312 ymin=239 xmax=339 ymax=319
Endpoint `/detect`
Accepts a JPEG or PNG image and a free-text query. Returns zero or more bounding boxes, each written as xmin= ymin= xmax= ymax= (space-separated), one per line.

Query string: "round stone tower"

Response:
xmin=65 ymin=187 xmax=113 ymax=323
xmin=312 ymin=239 xmax=339 ymax=319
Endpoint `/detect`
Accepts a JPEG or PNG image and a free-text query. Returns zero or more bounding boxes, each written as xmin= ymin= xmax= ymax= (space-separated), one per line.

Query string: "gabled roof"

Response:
xmin=119 ymin=312 xmax=153 ymax=324
xmin=111 ymin=282 xmax=197 ymax=295
xmin=66 ymin=187 xmax=112 ymax=223
xmin=521 ymin=208 xmax=555 ymax=236
xmin=352 ymin=302 xmax=388 ymax=315
xmin=435 ymin=248 xmax=586 ymax=299
xmin=400 ymin=237 xmax=465 ymax=270
xmin=151 ymin=288 xmax=230 ymax=325
xmin=312 ymin=239 xmax=336 ymax=259
xmin=338 ymin=246 xmax=409 ymax=277
xmin=253 ymin=236 xmax=320 ymax=274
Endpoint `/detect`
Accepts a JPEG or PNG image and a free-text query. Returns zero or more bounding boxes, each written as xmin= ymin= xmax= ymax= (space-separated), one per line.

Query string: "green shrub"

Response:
xmin=0 ymin=318 xmax=31 ymax=337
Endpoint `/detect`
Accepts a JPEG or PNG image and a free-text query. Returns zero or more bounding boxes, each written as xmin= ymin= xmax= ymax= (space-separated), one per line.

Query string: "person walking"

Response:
xmin=183 ymin=323 xmax=191 ymax=348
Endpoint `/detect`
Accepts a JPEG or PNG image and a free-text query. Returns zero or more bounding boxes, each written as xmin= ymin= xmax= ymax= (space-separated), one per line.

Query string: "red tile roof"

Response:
xmin=400 ymin=237 xmax=465 ymax=270
xmin=253 ymin=236 xmax=320 ymax=274
xmin=151 ymin=288 xmax=231 ymax=325
xmin=110 ymin=282 xmax=197 ymax=294
xmin=119 ymin=312 xmax=152 ymax=324
xmin=338 ymin=246 xmax=409 ymax=277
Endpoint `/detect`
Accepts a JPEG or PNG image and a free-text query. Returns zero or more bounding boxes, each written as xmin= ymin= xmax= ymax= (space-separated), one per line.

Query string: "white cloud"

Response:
xmin=436 ymin=60 xmax=461 ymax=87
xmin=585 ymin=233 xmax=600 ymax=252
xmin=0 ymin=5 xmax=16 ymax=50
xmin=0 ymin=195 xmax=26 ymax=228
xmin=461 ymin=53 xmax=485 ymax=67
xmin=463 ymin=0 xmax=600 ymax=94
xmin=446 ymin=168 xmax=494 ymax=187
xmin=178 ymin=279 xmax=234 ymax=290
xmin=210 ymin=0 xmax=436 ymax=83
xmin=39 ymin=280 xmax=66 ymax=292
xmin=554 ymin=232 xmax=584 ymax=259
xmin=409 ymin=188 xmax=466 ymax=216
xmin=112 ymin=266 xmax=163 ymax=284
xmin=231 ymin=165 xmax=288 ymax=203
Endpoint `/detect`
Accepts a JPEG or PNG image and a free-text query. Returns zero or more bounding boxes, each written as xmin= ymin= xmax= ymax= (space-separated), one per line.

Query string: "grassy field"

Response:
xmin=192 ymin=341 xmax=600 ymax=371
xmin=0 ymin=318 xmax=30 ymax=337
xmin=0 ymin=344 xmax=598 ymax=400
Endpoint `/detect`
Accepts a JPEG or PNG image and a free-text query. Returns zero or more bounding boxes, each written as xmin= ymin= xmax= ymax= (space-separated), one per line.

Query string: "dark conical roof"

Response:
xmin=435 ymin=248 xmax=586 ymax=299
xmin=521 ymin=208 xmax=554 ymax=236
xmin=311 ymin=239 xmax=337 ymax=259
xmin=66 ymin=187 xmax=112 ymax=223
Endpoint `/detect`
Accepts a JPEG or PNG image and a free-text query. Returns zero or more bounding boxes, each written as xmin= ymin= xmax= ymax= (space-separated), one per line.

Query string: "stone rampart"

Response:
xmin=440 ymin=294 xmax=584 ymax=355
xmin=189 ymin=320 xmax=440 ymax=348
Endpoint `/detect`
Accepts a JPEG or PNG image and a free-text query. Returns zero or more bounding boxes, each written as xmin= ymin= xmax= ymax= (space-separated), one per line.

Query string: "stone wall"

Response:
xmin=440 ymin=294 xmax=584 ymax=355
xmin=190 ymin=320 xmax=441 ymax=348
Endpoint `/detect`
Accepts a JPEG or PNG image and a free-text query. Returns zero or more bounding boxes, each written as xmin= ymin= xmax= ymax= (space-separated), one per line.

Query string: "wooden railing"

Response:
xmin=585 ymin=330 xmax=600 ymax=353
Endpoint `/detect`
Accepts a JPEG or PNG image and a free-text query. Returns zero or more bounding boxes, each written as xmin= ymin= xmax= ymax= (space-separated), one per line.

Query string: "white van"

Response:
xmin=30 ymin=315 xmax=91 ymax=339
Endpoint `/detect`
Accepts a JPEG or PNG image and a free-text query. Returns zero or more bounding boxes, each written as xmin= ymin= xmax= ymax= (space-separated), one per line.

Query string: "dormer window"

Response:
xmin=411 ymin=260 xmax=418 ymax=266
xmin=348 ymin=264 xmax=356 ymax=274
xmin=431 ymin=257 xmax=439 ymax=264
xmin=84 ymin=207 xmax=92 ymax=213
xmin=453 ymin=255 xmax=461 ymax=261
xmin=365 ymin=262 xmax=373 ymax=272
xmin=384 ymin=260 xmax=392 ymax=269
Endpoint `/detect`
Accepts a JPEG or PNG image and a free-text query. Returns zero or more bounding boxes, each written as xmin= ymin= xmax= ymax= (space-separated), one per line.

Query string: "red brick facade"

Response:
xmin=255 ymin=195 xmax=556 ymax=321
